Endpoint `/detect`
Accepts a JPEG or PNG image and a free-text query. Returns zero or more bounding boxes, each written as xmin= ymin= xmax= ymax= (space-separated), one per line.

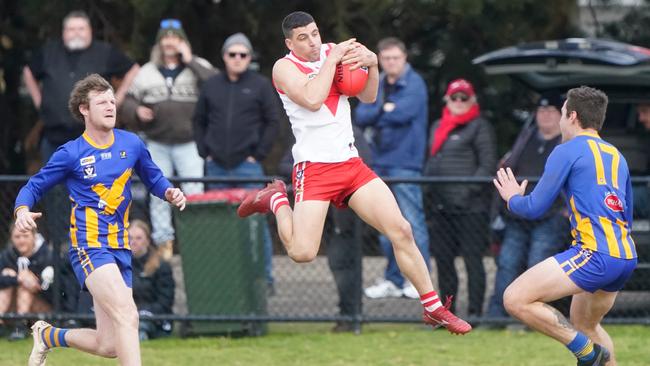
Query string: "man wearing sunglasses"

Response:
xmin=193 ymin=32 xmax=280 ymax=290
xmin=424 ymin=79 xmax=497 ymax=319
xmin=122 ymin=19 xmax=216 ymax=260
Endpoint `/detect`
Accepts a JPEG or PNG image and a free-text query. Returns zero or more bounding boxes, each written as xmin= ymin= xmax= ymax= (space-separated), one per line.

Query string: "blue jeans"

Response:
xmin=147 ymin=140 xmax=204 ymax=244
xmin=373 ymin=167 xmax=430 ymax=288
xmin=487 ymin=215 xmax=567 ymax=317
xmin=205 ymin=159 xmax=274 ymax=284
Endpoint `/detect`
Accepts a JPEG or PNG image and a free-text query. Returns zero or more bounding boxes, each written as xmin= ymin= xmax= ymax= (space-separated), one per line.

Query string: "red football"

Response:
xmin=334 ymin=63 xmax=369 ymax=96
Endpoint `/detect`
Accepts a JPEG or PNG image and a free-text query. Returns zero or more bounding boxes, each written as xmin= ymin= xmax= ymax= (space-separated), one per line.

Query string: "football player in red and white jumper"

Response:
xmin=238 ymin=11 xmax=471 ymax=334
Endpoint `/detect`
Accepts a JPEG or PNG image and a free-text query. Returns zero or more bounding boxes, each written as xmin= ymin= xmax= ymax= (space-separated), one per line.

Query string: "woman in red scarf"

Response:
xmin=424 ymin=79 xmax=497 ymax=319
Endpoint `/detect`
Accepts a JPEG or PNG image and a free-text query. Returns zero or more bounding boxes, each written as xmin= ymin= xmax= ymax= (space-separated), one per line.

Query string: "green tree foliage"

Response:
xmin=602 ymin=0 xmax=650 ymax=47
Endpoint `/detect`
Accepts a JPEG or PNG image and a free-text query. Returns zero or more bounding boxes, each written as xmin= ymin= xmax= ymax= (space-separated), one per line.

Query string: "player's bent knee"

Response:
xmin=288 ymin=248 xmax=318 ymax=263
xmin=387 ymin=219 xmax=414 ymax=244
xmin=503 ymin=286 xmax=523 ymax=317
xmin=96 ymin=344 xmax=118 ymax=358
xmin=95 ymin=338 xmax=118 ymax=358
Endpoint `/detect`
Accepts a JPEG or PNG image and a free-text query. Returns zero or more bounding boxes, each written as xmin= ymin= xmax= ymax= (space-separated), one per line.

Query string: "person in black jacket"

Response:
xmin=22 ymin=10 xmax=140 ymax=253
xmin=425 ymin=79 xmax=497 ymax=318
xmin=129 ymin=220 xmax=175 ymax=340
xmin=193 ymin=32 xmax=280 ymax=290
xmin=193 ymin=32 xmax=280 ymax=184
xmin=0 ymin=223 xmax=54 ymax=340
xmin=487 ymin=92 xmax=567 ymax=321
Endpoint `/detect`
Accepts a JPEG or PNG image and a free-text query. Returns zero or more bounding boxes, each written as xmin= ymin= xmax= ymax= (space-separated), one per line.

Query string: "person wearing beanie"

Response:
xmin=193 ymin=32 xmax=280 ymax=290
xmin=121 ymin=18 xmax=217 ymax=260
xmin=424 ymin=78 xmax=497 ymax=318
xmin=487 ymin=90 xmax=567 ymax=322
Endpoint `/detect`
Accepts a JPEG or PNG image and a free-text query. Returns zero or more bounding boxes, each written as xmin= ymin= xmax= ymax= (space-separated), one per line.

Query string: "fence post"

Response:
xmin=353 ymin=214 xmax=363 ymax=333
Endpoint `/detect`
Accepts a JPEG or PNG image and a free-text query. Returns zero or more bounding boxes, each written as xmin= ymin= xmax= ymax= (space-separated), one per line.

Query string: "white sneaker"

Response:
xmin=402 ymin=282 xmax=420 ymax=299
xmin=364 ymin=279 xmax=403 ymax=299
xmin=29 ymin=321 xmax=50 ymax=366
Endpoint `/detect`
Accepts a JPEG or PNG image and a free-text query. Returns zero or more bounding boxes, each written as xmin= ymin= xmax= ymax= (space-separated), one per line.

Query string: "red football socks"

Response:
xmin=420 ymin=290 xmax=442 ymax=312
xmin=270 ymin=192 xmax=289 ymax=214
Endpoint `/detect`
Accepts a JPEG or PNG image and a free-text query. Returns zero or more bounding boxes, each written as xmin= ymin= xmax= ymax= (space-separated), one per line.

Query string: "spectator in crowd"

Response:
xmin=635 ymin=103 xmax=650 ymax=218
xmin=129 ymin=220 xmax=175 ymax=341
xmin=487 ymin=92 xmax=567 ymax=320
xmin=22 ymin=10 xmax=139 ymax=250
xmin=354 ymin=37 xmax=430 ymax=300
xmin=278 ymin=125 xmax=371 ymax=333
xmin=22 ymin=9 xmax=138 ymax=162
xmin=0 ymin=223 xmax=54 ymax=340
xmin=425 ymin=79 xmax=496 ymax=317
xmin=193 ymin=32 xmax=280 ymax=290
xmin=121 ymin=19 xmax=215 ymax=260
xmin=637 ymin=102 xmax=650 ymax=132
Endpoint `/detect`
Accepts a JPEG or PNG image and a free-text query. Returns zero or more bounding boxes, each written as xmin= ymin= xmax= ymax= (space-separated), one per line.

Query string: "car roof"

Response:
xmin=472 ymin=38 xmax=650 ymax=93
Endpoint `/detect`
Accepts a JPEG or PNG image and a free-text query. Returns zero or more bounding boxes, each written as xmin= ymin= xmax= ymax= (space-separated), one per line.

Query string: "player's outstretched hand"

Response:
xmin=341 ymin=42 xmax=378 ymax=70
xmin=14 ymin=208 xmax=42 ymax=232
xmin=165 ymin=187 xmax=186 ymax=211
xmin=493 ymin=167 xmax=528 ymax=203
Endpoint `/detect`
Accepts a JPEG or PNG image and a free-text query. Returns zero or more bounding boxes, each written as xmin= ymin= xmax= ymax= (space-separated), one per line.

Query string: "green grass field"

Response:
xmin=0 ymin=323 xmax=648 ymax=365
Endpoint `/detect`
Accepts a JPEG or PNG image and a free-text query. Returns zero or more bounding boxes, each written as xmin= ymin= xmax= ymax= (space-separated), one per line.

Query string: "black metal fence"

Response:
xmin=1 ymin=175 xmax=649 ymax=336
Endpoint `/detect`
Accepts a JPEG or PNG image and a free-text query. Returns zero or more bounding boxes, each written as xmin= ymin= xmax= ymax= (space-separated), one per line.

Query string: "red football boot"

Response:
xmin=237 ymin=180 xmax=287 ymax=218
xmin=422 ymin=296 xmax=472 ymax=335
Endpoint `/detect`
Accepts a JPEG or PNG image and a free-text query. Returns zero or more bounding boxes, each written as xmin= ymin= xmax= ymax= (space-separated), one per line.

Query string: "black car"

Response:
xmin=474 ymin=38 xmax=650 ymax=295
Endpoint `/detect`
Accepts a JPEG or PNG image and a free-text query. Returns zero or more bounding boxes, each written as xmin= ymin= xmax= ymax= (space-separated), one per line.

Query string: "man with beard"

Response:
xmin=22 ymin=10 xmax=140 ymax=252
xmin=122 ymin=19 xmax=215 ymax=259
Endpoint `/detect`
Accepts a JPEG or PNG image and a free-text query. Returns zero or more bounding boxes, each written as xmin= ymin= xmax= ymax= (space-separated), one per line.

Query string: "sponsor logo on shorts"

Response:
xmin=80 ymin=156 xmax=96 ymax=166
xmin=296 ymin=169 xmax=304 ymax=180
xmin=604 ymin=192 xmax=623 ymax=212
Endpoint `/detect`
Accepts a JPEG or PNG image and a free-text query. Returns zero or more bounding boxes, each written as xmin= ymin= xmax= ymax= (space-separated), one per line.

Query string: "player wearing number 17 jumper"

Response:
xmin=494 ymin=86 xmax=637 ymax=366
xmin=237 ymin=11 xmax=471 ymax=335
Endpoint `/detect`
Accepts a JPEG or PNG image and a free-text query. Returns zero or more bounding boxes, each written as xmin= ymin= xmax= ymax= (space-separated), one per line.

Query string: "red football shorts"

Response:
xmin=292 ymin=157 xmax=378 ymax=208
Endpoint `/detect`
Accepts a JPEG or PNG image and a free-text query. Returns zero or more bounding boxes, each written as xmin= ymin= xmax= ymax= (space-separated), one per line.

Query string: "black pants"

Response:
xmin=428 ymin=211 xmax=488 ymax=316
xmin=325 ymin=207 xmax=362 ymax=318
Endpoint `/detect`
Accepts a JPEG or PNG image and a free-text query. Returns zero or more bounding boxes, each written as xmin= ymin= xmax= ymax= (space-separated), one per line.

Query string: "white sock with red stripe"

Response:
xmin=421 ymin=290 xmax=442 ymax=312
xmin=270 ymin=192 xmax=289 ymax=214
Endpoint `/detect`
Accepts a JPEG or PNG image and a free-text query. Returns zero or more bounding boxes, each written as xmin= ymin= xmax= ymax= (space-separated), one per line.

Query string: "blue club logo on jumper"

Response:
xmin=83 ymin=165 xmax=97 ymax=179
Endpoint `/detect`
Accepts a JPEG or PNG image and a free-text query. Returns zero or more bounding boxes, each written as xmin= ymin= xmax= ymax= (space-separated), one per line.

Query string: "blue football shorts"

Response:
xmin=554 ymin=246 xmax=637 ymax=293
xmin=68 ymin=247 xmax=133 ymax=289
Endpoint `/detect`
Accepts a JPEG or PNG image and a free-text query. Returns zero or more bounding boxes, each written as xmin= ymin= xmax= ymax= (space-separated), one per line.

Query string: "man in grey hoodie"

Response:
xmin=122 ymin=19 xmax=216 ymax=259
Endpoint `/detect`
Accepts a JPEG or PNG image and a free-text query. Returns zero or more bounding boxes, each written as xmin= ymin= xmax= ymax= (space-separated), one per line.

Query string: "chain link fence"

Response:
xmin=0 ymin=175 xmax=649 ymax=336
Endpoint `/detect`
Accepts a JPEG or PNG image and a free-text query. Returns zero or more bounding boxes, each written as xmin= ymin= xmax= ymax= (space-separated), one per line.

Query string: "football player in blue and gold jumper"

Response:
xmin=15 ymin=73 xmax=186 ymax=366
xmin=494 ymin=86 xmax=636 ymax=366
